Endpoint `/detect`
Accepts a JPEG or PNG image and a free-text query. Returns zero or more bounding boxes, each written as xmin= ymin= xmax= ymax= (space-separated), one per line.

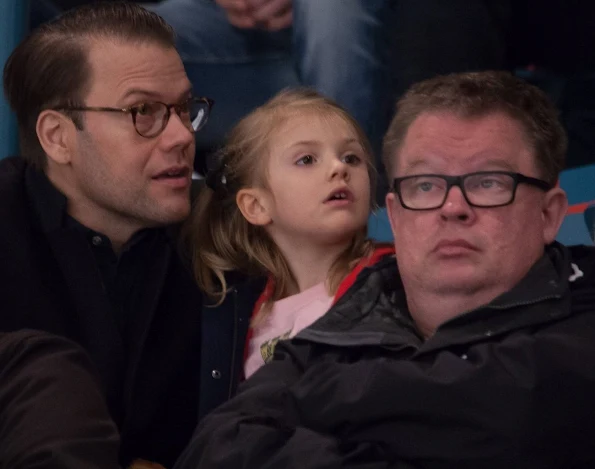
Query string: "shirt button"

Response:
xmin=211 ymin=370 xmax=222 ymax=379
xmin=461 ymin=354 xmax=468 ymax=360
xmin=92 ymin=235 xmax=103 ymax=246
xmin=485 ymin=330 xmax=493 ymax=337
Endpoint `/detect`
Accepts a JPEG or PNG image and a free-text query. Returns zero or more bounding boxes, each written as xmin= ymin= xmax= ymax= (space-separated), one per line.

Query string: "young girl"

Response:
xmin=187 ymin=88 xmax=393 ymax=378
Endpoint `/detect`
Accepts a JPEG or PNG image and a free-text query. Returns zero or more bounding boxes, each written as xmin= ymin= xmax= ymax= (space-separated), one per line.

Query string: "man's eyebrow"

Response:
xmin=402 ymin=159 xmax=431 ymax=172
xmin=120 ymin=87 xmax=193 ymax=103
xmin=476 ymin=159 xmax=517 ymax=171
xmin=402 ymin=156 xmax=518 ymax=173
xmin=465 ymin=155 xmax=518 ymax=171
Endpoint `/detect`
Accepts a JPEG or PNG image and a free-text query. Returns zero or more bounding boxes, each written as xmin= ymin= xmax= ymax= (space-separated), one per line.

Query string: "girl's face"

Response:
xmin=259 ymin=111 xmax=371 ymax=248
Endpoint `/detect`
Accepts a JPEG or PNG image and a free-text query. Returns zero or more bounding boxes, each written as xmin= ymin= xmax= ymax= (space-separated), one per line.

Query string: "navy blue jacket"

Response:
xmin=198 ymin=274 xmax=265 ymax=419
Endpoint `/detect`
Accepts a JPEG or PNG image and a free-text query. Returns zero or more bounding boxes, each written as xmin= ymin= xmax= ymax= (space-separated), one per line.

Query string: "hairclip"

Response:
xmin=205 ymin=164 xmax=228 ymax=193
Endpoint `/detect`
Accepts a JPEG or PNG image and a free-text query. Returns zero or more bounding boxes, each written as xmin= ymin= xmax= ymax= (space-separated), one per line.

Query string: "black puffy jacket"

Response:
xmin=175 ymin=242 xmax=595 ymax=469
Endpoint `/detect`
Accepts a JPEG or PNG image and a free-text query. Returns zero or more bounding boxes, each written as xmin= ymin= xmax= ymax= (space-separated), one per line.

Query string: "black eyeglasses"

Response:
xmin=392 ymin=171 xmax=552 ymax=211
xmin=53 ymin=96 xmax=214 ymax=138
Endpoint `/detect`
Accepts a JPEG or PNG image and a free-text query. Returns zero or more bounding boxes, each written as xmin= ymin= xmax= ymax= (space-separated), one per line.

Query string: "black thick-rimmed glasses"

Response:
xmin=53 ymin=96 xmax=214 ymax=138
xmin=392 ymin=171 xmax=552 ymax=211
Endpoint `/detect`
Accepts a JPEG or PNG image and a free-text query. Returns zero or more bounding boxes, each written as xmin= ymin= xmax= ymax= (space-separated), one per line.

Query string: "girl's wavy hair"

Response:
xmin=184 ymin=88 xmax=377 ymax=321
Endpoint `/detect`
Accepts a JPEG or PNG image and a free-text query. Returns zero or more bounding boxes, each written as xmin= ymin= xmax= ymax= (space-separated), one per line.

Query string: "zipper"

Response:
xmin=227 ymin=287 xmax=239 ymax=399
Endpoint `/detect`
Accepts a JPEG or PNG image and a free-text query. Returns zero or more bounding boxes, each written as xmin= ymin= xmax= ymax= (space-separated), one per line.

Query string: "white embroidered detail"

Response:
xmin=569 ymin=263 xmax=584 ymax=282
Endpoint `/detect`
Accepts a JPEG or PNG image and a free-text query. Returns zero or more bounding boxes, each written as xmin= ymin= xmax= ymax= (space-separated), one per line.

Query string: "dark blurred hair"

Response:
xmin=383 ymin=70 xmax=567 ymax=185
xmin=3 ymin=2 xmax=175 ymax=169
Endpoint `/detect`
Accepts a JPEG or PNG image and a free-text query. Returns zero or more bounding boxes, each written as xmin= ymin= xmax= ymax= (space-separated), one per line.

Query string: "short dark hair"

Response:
xmin=3 ymin=2 xmax=176 ymax=169
xmin=382 ymin=71 xmax=567 ymax=185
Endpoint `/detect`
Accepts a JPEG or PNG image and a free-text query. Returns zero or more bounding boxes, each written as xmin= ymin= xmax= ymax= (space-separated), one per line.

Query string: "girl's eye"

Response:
xmin=296 ymin=155 xmax=315 ymax=165
xmin=342 ymin=153 xmax=362 ymax=165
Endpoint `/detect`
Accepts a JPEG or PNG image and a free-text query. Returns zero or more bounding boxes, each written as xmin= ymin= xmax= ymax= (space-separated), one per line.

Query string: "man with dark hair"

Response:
xmin=0 ymin=3 xmax=239 ymax=468
xmin=174 ymin=71 xmax=595 ymax=469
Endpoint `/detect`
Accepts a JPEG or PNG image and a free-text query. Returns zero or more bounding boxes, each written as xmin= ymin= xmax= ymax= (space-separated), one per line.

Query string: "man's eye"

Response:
xmin=480 ymin=179 xmax=497 ymax=188
xmin=417 ymin=182 xmax=434 ymax=192
xmin=135 ymin=103 xmax=152 ymax=116
xmin=296 ymin=155 xmax=315 ymax=165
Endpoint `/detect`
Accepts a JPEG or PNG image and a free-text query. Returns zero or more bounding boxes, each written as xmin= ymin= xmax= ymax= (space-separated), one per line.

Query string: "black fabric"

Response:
xmin=32 ymin=164 xmax=164 ymax=347
xmin=390 ymin=0 xmax=513 ymax=99
xmin=390 ymin=0 xmax=595 ymax=171
xmin=0 ymin=330 xmax=120 ymax=469
xmin=175 ymin=243 xmax=595 ymax=469
xmin=63 ymin=215 xmax=163 ymax=346
xmin=198 ymin=274 xmax=266 ymax=420
xmin=516 ymin=1 xmax=595 ymax=74
xmin=0 ymin=156 xmax=206 ymax=468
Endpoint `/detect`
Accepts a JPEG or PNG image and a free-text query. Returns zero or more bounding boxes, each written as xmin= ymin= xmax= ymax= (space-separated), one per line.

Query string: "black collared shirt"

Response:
xmin=25 ymin=167 xmax=167 ymax=349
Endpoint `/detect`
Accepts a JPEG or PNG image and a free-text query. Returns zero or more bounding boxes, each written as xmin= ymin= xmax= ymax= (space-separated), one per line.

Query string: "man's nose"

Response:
xmin=439 ymin=185 xmax=474 ymax=220
xmin=160 ymin=111 xmax=195 ymax=148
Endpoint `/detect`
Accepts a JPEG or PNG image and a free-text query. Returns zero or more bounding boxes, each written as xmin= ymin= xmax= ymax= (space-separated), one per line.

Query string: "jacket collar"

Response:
xmin=297 ymin=242 xmax=574 ymax=353
xmin=25 ymin=165 xmax=67 ymax=234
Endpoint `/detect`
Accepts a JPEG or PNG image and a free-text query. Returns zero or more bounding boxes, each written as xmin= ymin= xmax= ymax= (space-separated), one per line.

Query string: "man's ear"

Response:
xmin=542 ymin=187 xmax=568 ymax=244
xmin=385 ymin=192 xmax=400 ymax=241
xmin=236 ymin=187 xmax=272 ymax=226
xmin=36 ymin=110 xmax=76 ymax=165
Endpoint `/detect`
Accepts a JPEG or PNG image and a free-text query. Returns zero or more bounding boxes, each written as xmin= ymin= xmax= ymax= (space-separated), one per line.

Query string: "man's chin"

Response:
xmin=430 ymin=269 xmax=484 ymax=293
xmin=149 ymin=202 xmax=191 ymax=226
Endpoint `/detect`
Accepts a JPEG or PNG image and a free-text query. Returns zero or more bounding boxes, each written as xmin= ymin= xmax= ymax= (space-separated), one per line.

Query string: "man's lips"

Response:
xmin=152 ymin=166 xmax=191 ymax=189
xmin=433 ymin=239 xmax=479 ymax=254
xmin=152 ymin=166 xmax=190 ymax=179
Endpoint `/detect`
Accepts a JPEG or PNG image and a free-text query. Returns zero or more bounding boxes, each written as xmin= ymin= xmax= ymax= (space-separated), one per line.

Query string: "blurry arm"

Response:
xmin=0 ymin=330 xmax=120 ymax=469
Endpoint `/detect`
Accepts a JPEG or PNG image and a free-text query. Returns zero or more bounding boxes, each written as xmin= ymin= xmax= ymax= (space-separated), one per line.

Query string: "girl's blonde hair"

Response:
xmin=184 ymin=88 xmax=376 ymax=321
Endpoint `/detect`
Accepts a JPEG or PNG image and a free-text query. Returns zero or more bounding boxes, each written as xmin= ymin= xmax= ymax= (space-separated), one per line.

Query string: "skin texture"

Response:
xmin=38 ymin=41 xmax=195 ymax=251
xmin=385 ymin=111 xmax=568 ymax=337
xmin=215 ymin=0 xmax=293 ymax=31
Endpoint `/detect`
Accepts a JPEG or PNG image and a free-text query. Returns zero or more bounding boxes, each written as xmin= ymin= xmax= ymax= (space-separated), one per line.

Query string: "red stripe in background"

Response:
xmin=567 ymin=201 xmax=595 ymax=215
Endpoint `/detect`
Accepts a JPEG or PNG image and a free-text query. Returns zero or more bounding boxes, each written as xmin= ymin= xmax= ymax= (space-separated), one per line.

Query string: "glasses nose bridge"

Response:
xmin=161 ymin=102 xmax=192 ymax=133
xmin=164 ymin=102 xmax=178 ymax=121
xmin=168 ymin=102 xmax=183 ymax=116
xmin=442 ymin=175 xmax=470 ymax=206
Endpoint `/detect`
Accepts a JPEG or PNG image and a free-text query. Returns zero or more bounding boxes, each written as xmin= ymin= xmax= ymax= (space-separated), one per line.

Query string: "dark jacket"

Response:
xmin=0 ymin=330 xmax=120 ymax=469
xmin=0 ymin=156 xmax=260 ymax=467
xmin=175 ymin=242 xmax=595 ymax=469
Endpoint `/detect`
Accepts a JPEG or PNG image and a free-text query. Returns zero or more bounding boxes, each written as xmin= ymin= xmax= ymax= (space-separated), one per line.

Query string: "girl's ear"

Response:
xmin=236 ymin=187 xmax=272 ymax=226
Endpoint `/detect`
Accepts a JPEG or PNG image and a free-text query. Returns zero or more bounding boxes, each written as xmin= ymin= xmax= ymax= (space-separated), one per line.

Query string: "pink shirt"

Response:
xmin=244 ymin=282 xmax=333 ymax=379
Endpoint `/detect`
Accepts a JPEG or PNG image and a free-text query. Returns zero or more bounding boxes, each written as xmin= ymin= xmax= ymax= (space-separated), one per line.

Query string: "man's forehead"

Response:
xmin=405 ymin=110 xmax=525 ymax=141
xmin=85 ymin=40 xmax=191 ymax=101
xmin=396 ymin=110 xmax=534 ymax=172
